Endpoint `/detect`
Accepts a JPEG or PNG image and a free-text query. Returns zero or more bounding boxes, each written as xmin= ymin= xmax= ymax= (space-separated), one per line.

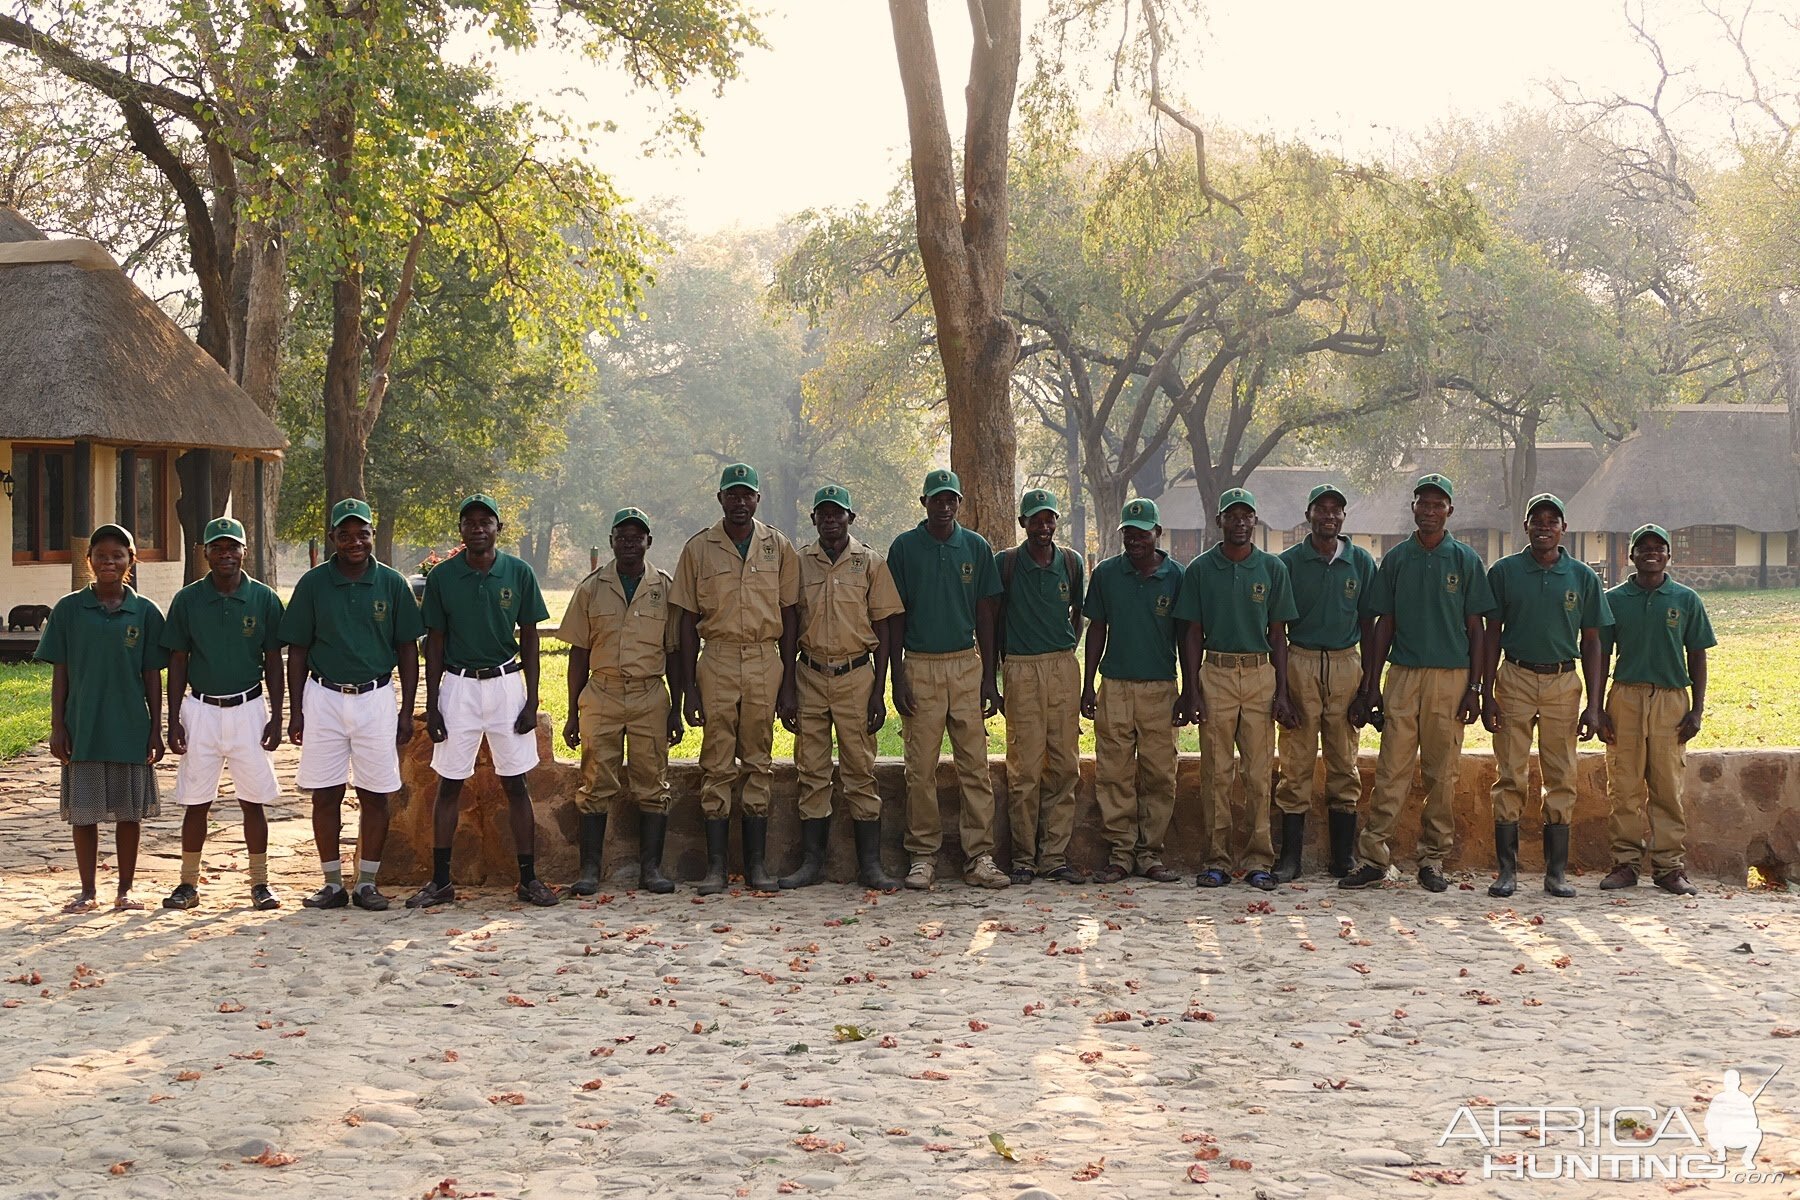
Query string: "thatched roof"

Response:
xmin=0 ymin=224 xmax=285 ymax=457
xmin=0 ymin=208 xmax=46 ymax=243
xmin=1565 ymin=405 xmax=1799 ymax=534
xmin=1157 ymin=466 xmax=1340 ymax=528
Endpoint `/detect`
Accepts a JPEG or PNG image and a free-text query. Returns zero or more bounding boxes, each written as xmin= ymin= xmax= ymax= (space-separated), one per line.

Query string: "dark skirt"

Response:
xmin=59 ymin=762 xmax=161 ymax=825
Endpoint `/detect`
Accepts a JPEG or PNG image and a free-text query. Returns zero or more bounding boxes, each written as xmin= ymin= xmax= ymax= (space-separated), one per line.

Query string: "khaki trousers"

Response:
xmin=1489 ymin=660 xmax=1581 ymax=825
xmin=901 ymin=649 xmax=996 ymax=861
xmin=1093 ymin=678 xmax=1180 ymax=871
xmin=1002 ymin=651 xmax=1081 ymax=873
xmin=696 ymin=640 xmax=782 ymax=818
xmin=1360 ymin=665 xmax=1467 ymax=869
xmin=794 ymin=659 xmax=880 ymax=821
xmin=576 ymin=676 xmax=670 ymax=815
xmin=1604 ymin=682 xmax=1690 ymax=871
xmin=1200 ymin=660 xmax=1277 ymax=873
xmin=1275 ymin=646 xmax=1362 ymax=816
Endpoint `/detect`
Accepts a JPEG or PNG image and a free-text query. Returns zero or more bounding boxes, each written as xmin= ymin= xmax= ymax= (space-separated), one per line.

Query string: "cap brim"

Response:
xmin=1020 ymin=504 xmax=1058 ymax=518
xmin=812 ymin=500 xmax=854 ymax=514
xmin=204 ymin=534 xmax=246 ymax=545
xmin=924 ymin=485 xmax=962 ymax=498
xmin=1309 ymin=489 xmax=1347 ymax=506
xmin=1119 ymin=519 xmax=1158 ymax=531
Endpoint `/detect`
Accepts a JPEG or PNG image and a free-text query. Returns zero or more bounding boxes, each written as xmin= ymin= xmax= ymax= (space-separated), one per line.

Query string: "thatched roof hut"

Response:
xmin=1340 ymin=443 xmax=1602 ymax=538
xmin=0 ymin=225 xmax=285 ymax=457
xmin=1564 ymin=405 xmax=1798 ymax=533
xmin=1156 ymin=466 xmax=1341 ymax=528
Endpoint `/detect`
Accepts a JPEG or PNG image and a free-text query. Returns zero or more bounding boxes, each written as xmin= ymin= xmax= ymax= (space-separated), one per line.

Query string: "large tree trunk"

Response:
xmin=1087 ymin=470 xmax=1128 ymax=560
xmin=323 ymin=270 xmax=368 ymax=509
xmin=889 ymin=0 xmax=1022 ymax=548
xmin=230 ymin=221 xmax=287 ymax=583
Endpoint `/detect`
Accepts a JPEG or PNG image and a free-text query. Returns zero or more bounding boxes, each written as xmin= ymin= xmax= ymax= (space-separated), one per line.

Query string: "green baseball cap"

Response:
xmin=330 ymin=497 xmax=374 ymax=528
xmin=1119 ymin=497 xmax=1160 ymax=531
xmin=922 ymin=468 xmax=962 ymax=498
xmin=1631 ymin=522 xmax=1671 ymax=548
xmin=88 ymin=522 xmax=134 ymax=550
xmin=459 ymin=493 xmax=500 ymax=519
xmin=718 ymin=463 xmax=760 ymax=492
xmin=1413 ymin=473 xmax=1454 ymax=499
xmin=1526 ymin=492 xmax=1565 ymax=518
xmin=203 ymin=516 xmax=246 ymax=544
xmin=1307 ymin=483 xmax=1348 ymax=508
xmin=1019 ymin=488 xmax=1059 ymax=519
xmin=1217 ymin=487 xmax=1257 ymax=515
xmin=812 ymin=484 xmax=855 ymax=513
xmin=611 ymin=507 xmax=651 ymax=533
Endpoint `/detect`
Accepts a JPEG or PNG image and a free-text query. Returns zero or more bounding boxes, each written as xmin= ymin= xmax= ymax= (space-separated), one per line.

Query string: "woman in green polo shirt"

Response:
xmin=37 ymin=524 xmax=168 ymax=913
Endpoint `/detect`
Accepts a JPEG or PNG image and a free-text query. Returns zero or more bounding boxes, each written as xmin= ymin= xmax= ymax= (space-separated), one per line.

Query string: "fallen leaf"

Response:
xmin=344 ymin=1113 xmax=363 ymax=1126
xmin=989 ymin=1132 xmax=1018 ymax=1161
xmin=487 ymin=1092 xmax=526 ymax=1106
xmin=1071 ymin=1156 xmax=1106 ymax=1181
xmin=243 ymin=1148 xmax=298 ymax=1167
xmin=1187 ymin=1164 xmax=1210 ymax=1183
xmin=6 ymin=971 xmax=42 ymax=985
xmin=1228 ymin=1157 xmax=1252 ymax=1170
xmin=1093 ymin=1010 xmax=1133 ymax=1025
xmin=229 ymin=1049 xmax=266 ymax=1061
xmin=653 ymin=1093 xmax=674 ymax=1106
xmin=794 ymin=1134 xmax=832 ymax=1152
xmin=147 ymin=1093 xmax=173 ymax=1104
xmin=175 ymin=1070 xmax=202 ymax=1082
xmin=1350 ymin=963 xmax=1371 ymax=975
xmin=777 ymin=1182 xmax=804 ymax=1194
xmin=580 ymin=1079 xmax=604 ymax=1091
xmin=913 ymin=1069 xmax=951 ymax=1080
xmin=1078 ymin=1050 xmax=1104 ymax=1064
xmin=217 ymin=1001 xmax=245 ymax=1013
xmin=108 ymin=1162 xmax=131 ymax=1175
xmin=576 ymin=1120 xmax=610 ymax=1131
xmin=504 ymin=994 xmax=536 ymax=1008
xmin=1771 ymin=1028 xmax=1800 ymax=1038
xmin=833 ymin=1024 xmax=869 ymax=1042
xmin=967 ymin=1018 xmax=989 ymax=1032
xmin=784 ymin=1098 xmax=831 ymax=1107
xmin=878 ymin=1035 xmax=898 ymax=1048
xmin=923 ymin=1143 xmax=957 ymax=1153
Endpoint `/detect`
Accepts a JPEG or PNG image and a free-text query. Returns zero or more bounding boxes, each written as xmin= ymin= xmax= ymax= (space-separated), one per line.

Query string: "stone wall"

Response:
xmin=382 ymin=721 xmax=1800 ymax=889
xmin=1675 ymin=564 xmax=1800 ymax=590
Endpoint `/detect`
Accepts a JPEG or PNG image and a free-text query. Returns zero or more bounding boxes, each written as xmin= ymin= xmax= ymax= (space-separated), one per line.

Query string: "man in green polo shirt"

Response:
xmin=1082 ymin=498 xmax=1187 ymax=884
xmin=996 ymin=488 xmax=1087 ymax=885
xmin=1274 ymin=484 xmax=1377 ymax=881
xmin=1342 ymin=473 xmax=1497 ymax=893
xmin=160 ymin=517 xmax=286 ymax=911
xmin=1177 ymin=488 xmax=1299 ymax=890
xmin=1597 ymin=523 xmax=1714 ymax=896
xmin=888 ymin=468 xmax=1008 ymax=890
xmin=279 ymin=497 xmax=425 ymax=911
xmin=1481 ymin=493 xmax=1611 ymax=899
xmin=406 ymin=494 xmax=555 ymax=909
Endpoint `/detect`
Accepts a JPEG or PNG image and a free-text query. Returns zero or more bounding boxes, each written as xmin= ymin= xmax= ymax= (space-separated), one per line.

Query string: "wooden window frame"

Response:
xmin=116 ymin=448 xmax=172 ymax=562
xmin=10 ymin=443 xmax=75 ymax=564
xmin=1672 ymin=524 xmax=1735 ymax=568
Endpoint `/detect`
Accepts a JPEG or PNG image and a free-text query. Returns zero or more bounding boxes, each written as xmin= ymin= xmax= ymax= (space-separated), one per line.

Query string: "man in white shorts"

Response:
xmin=161 ymin=517 xmax=286 ymax=910
xmin=279 ymin=497 xmax=423 ymax=911
xmin=406 ymin=494 xmax=555 ymax=907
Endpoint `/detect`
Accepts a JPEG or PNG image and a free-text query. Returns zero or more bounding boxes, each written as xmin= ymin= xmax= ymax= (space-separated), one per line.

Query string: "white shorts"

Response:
xmin=173 ymin=693 xmax=282 ymax=806
xmin=296 ymin=678 xmax=404 ymax=793
xmin=431 ymin=669 xmax=539 ymax=780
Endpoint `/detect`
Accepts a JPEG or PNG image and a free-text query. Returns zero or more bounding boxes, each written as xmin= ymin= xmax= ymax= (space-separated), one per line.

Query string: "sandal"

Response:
xmin=1193 ymin=868 xmax=1231 ymax=889
xmin=112 ymin=894 xmax=146 ymax=911
xmin=1244 ymin=871 xmax=1277 ymax=892
xmin=61 ymin=894 xmax=99 ymax=914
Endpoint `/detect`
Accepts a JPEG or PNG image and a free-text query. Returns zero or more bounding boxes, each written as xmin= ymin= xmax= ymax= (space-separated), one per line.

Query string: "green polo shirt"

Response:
xmin=1172 ymin=544 xmax=1298 ymax=653
xmin=278 ymin=556 xmax=425 ymax=685
xmin=421 ymin=550 xmax=550 ymax=670
xmin=1000 ymin=545 xmax=1085 ymax=656
xmin=1084 ymin=552 xmax=1183 ymax=681
xmin=1601 ymin=575 xmax=1715 ymax=689
xmin=161 ymin=574 xmax=284 ymax=696
xmin=1366 ymin=533 xmax=1497 ymax=669
xmin=887 ymin=522 xmax=1003 ymax=654
xmin=1278 ymin=536 xmax=1377 ymax=650
xmin=1487 ymin=549 xmax=1612 ymax=665
xmin=36 ymin=585 xmax=167 ymax=764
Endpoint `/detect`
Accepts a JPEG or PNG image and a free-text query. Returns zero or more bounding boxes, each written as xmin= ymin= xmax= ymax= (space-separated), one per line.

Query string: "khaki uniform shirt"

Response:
xmin=557 ymin=560 xmax=678 ymax=681
xmin=797 ymin=536 xmax=905 ymax=660
xmin=671 ymin=519 xmax=800 ymax=644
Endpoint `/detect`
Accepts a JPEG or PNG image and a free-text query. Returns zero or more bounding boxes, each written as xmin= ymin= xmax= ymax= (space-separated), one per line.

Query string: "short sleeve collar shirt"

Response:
xmin=161 ymin=574 xmax=284 ymax=696
xmin=1172 ymin=544 xmax=1299 ymax=654
xmin=421 ymin=550 xmax=551 ymax=670
xmin=1001 ymin=545 xmax=1085 ymax=656
xmin=1487 ymin=549 xmax=1612 ymax=664
xmin=1083 ymin=551 xmax=1182 ymax=681
xmin=670 ymin=519 xmax=801 ymax=644
xmin=886 ymin=522 xmax=1003 ymax=654
xmin=1278 ymin=537 xmax=1377 ymax=650
xmin=277 ymin=556 xmax=425 ymax=684
xmin=1366 ymin=534 xmax=1498 ymax=669
xmin=556 ymin=559 xmax=677 ymax=680
xmin=797 ymin=536 xmax=904 ymax=660
xmin=1603 ymin=575 xmax=1716 ymax=688
xmin=36 ymin=585 xmax=168 ymax=763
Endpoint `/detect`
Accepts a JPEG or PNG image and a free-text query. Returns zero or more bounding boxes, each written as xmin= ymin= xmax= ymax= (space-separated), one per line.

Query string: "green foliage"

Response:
xmin=0 ymin=662 xmax=52 ymax=761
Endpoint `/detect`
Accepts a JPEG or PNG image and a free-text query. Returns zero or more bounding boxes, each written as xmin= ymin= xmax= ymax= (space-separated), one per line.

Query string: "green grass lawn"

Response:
xmin=2 ymin=587 xmax=1792 ymax=763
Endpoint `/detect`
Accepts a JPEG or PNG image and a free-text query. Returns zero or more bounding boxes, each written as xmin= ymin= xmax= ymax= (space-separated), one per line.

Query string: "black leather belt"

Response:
xmin=800 ymin=651 xmax=872 ymax=677
xmin=446 ymin=660 xmax=522 ymax=680
xmin=309 ymin=670 xmax=392 ymax=695
xmin=1508 ymin=656 xmax=1577 ymax=675
xmin=192 ymin=683 xmax=263 ymax=708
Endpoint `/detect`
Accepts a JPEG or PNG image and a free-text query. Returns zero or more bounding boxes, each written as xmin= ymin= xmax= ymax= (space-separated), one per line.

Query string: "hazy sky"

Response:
xmin=485 ymin=0 xmax=1755 ymax=233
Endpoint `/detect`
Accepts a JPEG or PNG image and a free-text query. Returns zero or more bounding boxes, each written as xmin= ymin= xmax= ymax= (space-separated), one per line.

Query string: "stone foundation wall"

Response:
xmin=383 ymin=722 xmax=1800 ymax=889
xmin=1675 ymin=564 xmax=1800 ymax=589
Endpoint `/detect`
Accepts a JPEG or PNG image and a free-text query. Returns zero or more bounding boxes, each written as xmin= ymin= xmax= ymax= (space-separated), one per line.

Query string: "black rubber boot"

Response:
xmin=1544 ymin=823 xmax=1576 ymax=898
xmin=638 ymin=812 xmax=675 ymax=895
xmin=1488 ymin=820 xmax=1519 ymax=898
xmin=1327 ymin=810 xmax=1358 ymax=879
xmin=568 ymin=812 xmax=606 ymax=897
xmin=1273 ymin=812 xmax=1306 ymax=883
xmin=779 ymin=817 xmax=831 ymax=889
xmin=696 ymin=818 xmax=731 ymax=895
xmin=853 ymin=819 xmax=901 ymax=892
xmin=742 ymin=814 xmax=777 ymax=892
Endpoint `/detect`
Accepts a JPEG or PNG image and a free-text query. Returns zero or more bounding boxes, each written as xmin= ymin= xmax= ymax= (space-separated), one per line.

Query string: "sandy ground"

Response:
xmin=1 ymin=743 xmax=1798 ymax=1200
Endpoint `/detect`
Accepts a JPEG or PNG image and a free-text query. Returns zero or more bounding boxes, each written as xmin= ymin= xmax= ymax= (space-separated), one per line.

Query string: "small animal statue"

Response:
xmin=7 ymin=604 xmax=51 ymax=632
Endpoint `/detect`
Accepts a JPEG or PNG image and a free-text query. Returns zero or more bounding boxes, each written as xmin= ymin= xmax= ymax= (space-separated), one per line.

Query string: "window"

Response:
xmin=11 ymin=445 xmax=75 ymax=563
xmin=116 ymin=450 xmax=171 ymax=561
xmin=1672 ymin=525 xmax=1735 ymax=567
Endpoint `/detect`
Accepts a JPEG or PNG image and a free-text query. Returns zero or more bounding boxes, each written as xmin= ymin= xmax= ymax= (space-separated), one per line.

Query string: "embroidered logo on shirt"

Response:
xmin=124 ymin=624 xmax=141 ymax=648
xmin=1666 ymin=607 xmax=1681 ymax=629
xmin=500 ymin=586 xmax=515 ymax=609
xmin=849 ymin=553 xmax=866 ymax=574
xmin=1564 ymin=589 xmax=1578 ymax=612
xmin=1251 ymin=581 xmax=1267 ymax=604
xmin=1057 ymin=579 xmax=1071 ymax=601
xmin=1344 ymin=578 xmax=1359 ymax=599
xmin=242 ymin=615 xmax=258 ymax=637
xmin=1154 ymin=593 xmax=1172 ymax=616
xmin=373 ymin=599 xmax=389 ymax=622
xmin=1444 ymin=571 xmax=1461 ymax=594
xmin=961 ymin=561 xmax=974 ymax=584
xmin=762 ymin=540 xmax=776 ymax=561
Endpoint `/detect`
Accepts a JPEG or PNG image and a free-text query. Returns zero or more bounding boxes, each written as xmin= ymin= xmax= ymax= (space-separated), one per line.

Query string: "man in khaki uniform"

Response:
xmin=888 ymin=468 xmax=1008 ymax=890
xmin=1177 ymin=488 xmax=1300 ymax=891
xmin=1274 ymin=484 xmax=1377 ymax=880
xmin=557 ymin=508 xmax=683 ymax=895
xmin=1481 ymin=493 xmax=1611 ymax=899
xmin=1597 ymin=523 xmax=1714 ymax=896
xmin=673 ymin=463 xmax=800 ymax=894
xmin=1081 ymin=498 xmax=1187 ymax=884
xmin=997 ymin=489 xmax=1087 ymax=885
xmin=778 ymin=484 xmax=905 ymax=891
